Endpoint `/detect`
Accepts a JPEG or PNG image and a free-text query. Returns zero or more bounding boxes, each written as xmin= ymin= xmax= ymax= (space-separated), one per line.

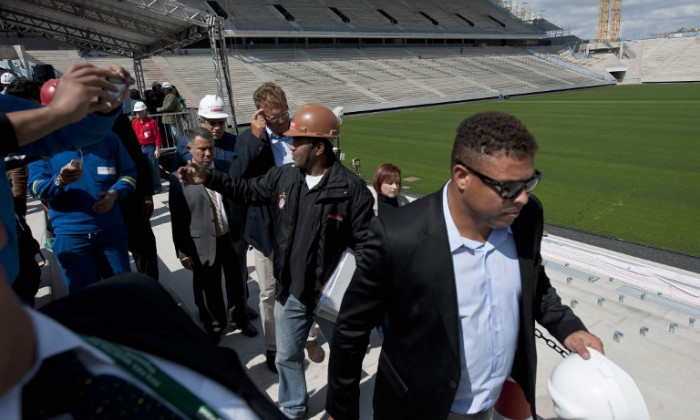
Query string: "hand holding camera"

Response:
xmin=58 ymin=161 xmax=84 ymax=185
xmin=46 ymin=63 xmax=134 ymax=120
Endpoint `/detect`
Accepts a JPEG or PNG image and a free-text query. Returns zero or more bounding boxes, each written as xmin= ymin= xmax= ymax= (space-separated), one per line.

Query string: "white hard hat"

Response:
xmin=547 ymin=348 xmax=649 ymax=420
xmin=133 ymin=101 xmax=147 ymax=112
xmin=332 ymin=106 xmax=344 ymax=125
xmin=198 ymin=95 xmax=228 ymax=119
xmin=1 ymin=72 xmax=17 ymax=85
xmin=161 ymin=82 xmax=173 ymax=89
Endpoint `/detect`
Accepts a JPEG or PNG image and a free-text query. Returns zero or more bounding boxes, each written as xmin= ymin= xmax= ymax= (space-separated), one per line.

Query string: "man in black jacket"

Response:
xmin=230 ymin=82 xmax=325 ymax=373
xmin=178 ymin=104 xmax=375 ymax=419
xmin=326 ymin=112 xmax=603 ymax=420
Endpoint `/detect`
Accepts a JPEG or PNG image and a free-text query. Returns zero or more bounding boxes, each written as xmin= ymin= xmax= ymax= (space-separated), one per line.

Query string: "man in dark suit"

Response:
xmin=326 ymin=112 xmax=604 ymax=420
xmin=169 ymin=127 xmax=257 ymax=342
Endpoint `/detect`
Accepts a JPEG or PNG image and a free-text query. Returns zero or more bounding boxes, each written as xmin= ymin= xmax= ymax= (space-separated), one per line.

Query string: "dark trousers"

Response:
xmin=121 ymin=195 xmax=159 ymax=281
xmin=228 ymin=237 xmax=249 ymax=309
xmin=193 ymin=233 xmax=246 ymax=332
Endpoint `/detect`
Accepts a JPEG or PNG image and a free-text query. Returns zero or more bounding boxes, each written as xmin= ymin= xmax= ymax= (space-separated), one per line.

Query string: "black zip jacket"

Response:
xmin=207 ymin=159 xmax=374 ymax=311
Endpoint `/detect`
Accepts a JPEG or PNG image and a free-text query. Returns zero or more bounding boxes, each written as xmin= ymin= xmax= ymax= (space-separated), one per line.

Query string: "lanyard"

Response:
xmin=80 ymin=334 xmax=226 ymax=420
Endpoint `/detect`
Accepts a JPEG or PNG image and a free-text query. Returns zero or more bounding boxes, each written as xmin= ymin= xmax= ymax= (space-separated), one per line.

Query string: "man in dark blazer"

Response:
xmin=326 ymin=112 xmax=603 ymax=420
xmin=169 ymin=127 xmax=257 ymax=341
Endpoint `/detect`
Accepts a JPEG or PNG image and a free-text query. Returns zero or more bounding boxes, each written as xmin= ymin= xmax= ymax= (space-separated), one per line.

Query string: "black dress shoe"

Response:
xmin=235 ymin=321 xmax=259 ymax=337
xmin=205 ymin=326 xmax=223 ymax=344
xmin=266 ymin=350 xmax=278 ymax=374
xmin=246 ymin=304 xmax=259 ymax=320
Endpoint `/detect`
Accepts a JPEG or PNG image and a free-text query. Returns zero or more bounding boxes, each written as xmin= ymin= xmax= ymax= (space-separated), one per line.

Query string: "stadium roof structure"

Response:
xmin=0 ymin=0 xmax=239 ymax=127
xmin=532 ymin=18 xmax=562 ymax=33
xmin=0 ymin=0 xmax=214 ymax=59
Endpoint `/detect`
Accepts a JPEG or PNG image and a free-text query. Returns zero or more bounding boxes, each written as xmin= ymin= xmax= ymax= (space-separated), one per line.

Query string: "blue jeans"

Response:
xmin=141 ymin=144 xmax=162 ymax=191
xmin=274 ymin=293 xmax=335 ymax=418
xmin=53 ymin=225 xmax=131 ymax=294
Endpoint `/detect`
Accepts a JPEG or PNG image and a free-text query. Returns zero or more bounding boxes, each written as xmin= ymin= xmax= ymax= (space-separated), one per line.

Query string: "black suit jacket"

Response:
xmin=229 ymin=128 xmax=276 ymax=255
xmin=40 ymin=274 xmax=286 ymax=420
xmin=327 ymin=189 xmax=586 ymax=420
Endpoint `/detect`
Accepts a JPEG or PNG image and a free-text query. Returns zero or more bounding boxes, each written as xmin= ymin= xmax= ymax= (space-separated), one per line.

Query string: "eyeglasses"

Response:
xmin=264 ymin=110 xmax=289 ymax=123
xmin=202 ymin=119 xmax=226 ymax=127
xmin=455 ymin=159 xmax=541 ymax=199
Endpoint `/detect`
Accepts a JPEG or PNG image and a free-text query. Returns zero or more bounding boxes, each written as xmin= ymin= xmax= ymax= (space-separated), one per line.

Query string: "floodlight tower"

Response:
xmin=598 ymin=0 xmax=622 ymax=41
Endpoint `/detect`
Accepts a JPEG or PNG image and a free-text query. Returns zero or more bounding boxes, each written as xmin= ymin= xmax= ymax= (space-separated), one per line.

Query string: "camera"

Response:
xmin=101 ymin=77 xmax=126 ymax=102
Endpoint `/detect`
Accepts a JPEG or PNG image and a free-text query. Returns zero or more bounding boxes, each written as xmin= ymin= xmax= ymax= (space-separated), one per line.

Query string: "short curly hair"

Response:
xmin=253 ymin=82 xmax=288 ymax=110
xmin=451 ymin=112 xmax=538 ymax=167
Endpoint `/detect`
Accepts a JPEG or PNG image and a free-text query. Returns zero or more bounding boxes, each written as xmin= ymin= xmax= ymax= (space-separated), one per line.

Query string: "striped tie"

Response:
xmin=205 ymin=187 xmax=225 ymax=237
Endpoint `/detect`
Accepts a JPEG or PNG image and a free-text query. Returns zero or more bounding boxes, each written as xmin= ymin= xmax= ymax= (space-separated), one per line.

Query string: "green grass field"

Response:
xmin=339 ymin=84 xmax=700 ymax=258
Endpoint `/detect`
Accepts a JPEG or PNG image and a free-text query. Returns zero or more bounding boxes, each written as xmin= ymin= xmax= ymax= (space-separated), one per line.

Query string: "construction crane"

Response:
xmin=597 ymin=0 xmax=622 ymax=41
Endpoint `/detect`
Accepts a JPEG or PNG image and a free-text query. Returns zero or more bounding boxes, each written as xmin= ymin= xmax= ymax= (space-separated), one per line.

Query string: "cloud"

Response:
xmin=522 ymin=0 xmax=700 ymax=40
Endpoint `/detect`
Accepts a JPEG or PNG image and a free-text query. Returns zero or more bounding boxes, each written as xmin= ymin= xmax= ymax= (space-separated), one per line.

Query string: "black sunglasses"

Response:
xmin=455 ymin=159 xmax=542 ymax=199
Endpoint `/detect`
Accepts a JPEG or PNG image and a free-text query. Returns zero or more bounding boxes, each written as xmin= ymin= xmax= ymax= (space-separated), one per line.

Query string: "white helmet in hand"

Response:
xmin=548 ymin=348 xmax=649 ymax=420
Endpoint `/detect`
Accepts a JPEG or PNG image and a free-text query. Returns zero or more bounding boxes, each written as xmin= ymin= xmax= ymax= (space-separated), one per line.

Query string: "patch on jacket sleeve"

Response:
xmin=278 ymin=192 xmax=287 ymax=210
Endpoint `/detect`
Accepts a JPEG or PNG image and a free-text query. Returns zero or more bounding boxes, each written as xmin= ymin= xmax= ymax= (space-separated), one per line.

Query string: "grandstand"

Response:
xmin=2 ymin=0 xmax=620 ymax=123
xmin=538 ymin=35 xmax=700 ymax=84
xmin=23 ymin=45 xmax=613 ymax=122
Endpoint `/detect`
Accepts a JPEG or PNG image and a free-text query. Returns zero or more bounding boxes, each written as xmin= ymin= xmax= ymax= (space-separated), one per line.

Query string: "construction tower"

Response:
xmin=597 ymin=0 xmax=622 ymax=41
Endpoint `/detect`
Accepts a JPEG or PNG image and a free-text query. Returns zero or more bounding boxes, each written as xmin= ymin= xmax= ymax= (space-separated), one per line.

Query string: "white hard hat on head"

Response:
xmin=548 ymin=347 xmax=649 ymax=420
xmin=198 ymin=95 xmax=228 ymax=119
xmin=133 ymin=101 xmax=147 ymax=112
xmin=1 ymin=72 xmax=17 ymax=85
xmin=161 ymin=82 xmax=173 ymax=89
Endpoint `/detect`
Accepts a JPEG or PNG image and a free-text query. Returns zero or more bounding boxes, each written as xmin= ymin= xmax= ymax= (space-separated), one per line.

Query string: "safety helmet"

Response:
xmin=161 ymin=82 xmax=173 ymax=89
xmin=198 ymin=95 xmax=228 ymax=119
xmin=40 ymin=79 xmax=59 ymax=105
xmin=133 ymin=101 xmax=147 ymax=112
xmin=547 ymin=348 xmax=649 ymax=420
xmin=283 ymin=104 xmax=339 ymax=138
xmin=1 ymin=72 xmax=17 ymax=85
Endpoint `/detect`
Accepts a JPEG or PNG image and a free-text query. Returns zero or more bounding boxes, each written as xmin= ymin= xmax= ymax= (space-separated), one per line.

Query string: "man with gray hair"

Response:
xmin=169 ymin=127 xmax=257 ymax=342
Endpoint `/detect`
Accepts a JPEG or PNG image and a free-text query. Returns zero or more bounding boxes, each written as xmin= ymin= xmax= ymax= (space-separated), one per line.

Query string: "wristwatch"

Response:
xmin=54 ymin=174 xmax=66 ymax=188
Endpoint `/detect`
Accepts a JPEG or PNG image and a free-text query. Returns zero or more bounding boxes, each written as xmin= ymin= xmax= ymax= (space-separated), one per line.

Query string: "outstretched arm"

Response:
xmin=5 ymin=63 xmax=132 ymax=147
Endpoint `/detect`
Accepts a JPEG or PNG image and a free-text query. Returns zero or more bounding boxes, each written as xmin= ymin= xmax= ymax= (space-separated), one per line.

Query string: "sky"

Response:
xmin=516 ymin=0 xmax=700 ymax=40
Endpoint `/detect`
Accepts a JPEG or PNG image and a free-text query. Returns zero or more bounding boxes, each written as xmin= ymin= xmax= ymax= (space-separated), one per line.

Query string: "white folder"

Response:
xmin=315 ymin=248 xmax=356 ymax=322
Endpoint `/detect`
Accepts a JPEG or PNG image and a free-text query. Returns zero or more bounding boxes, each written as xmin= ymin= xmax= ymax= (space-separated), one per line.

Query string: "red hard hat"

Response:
xmin=40 ymin=79 xmax=59 ymax=105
